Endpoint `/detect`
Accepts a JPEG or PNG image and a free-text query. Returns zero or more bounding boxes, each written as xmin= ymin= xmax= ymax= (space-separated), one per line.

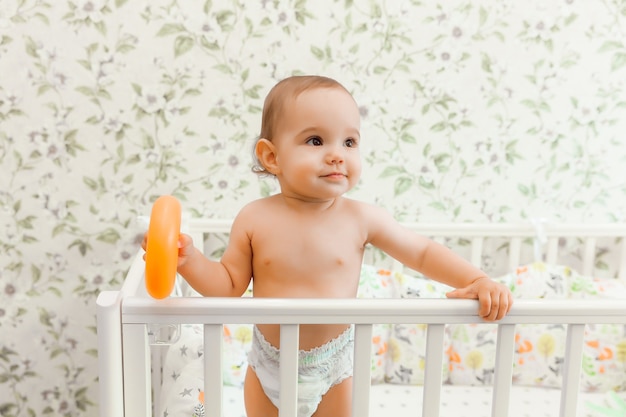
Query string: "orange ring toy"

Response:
xmin=145 ymin=195 xmax=181 ymax=299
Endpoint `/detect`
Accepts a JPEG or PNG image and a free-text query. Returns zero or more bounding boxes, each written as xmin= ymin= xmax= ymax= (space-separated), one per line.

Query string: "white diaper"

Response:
xmin=247 ymin=325 xmax=354 ymax=417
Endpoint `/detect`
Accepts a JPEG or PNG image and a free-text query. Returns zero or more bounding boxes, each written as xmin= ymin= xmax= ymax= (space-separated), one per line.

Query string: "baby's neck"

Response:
xmin=276 ymin=193 xmax=342 ymax=212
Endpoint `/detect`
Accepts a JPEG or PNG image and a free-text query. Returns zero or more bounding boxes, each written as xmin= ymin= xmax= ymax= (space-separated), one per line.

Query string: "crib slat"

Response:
xmin=508 ymin=237 xmax=522 ymax=272
xmin=280 ymin=324 xmax=299 ymax=417
xmin=617 ymin=237 xmax=626 ymax=284
xmin=352 ymin=324 xmax=373 ymax=417
xmin=546 ymin=237 xmax=559 ymax=265
xmin=96 ymin=291 xmax=125 ymax=417
xmin=471 ymin=237 xmax=484 ymax=267
xmin=559 ymin=324 xmax=585 ymax=417
xmin=122 ymin=324 xmax=151 ymax=416
xmin=190 ymin=231 xmax=204 ymax=251
xmin=422 ymin=324 xmax=445 ymax=416
xmin=151 ymin=345 xmax=164 ymax=409
xmin=491 ymin=324 xmax=516 ymax=416
xmin=204 ymin=324 xmax=223 ymax=417
xmin=582 ymin=237 xmax=596 ymax=277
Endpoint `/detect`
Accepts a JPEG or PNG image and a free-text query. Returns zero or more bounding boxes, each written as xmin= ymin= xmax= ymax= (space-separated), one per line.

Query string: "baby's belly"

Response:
xmin=252 ymin=272 xmax=360 ymax=299
xmin=250 ymin=268 xmax=360 ymax=349
xmin=256 ymin=323 xmax=352 ymax=351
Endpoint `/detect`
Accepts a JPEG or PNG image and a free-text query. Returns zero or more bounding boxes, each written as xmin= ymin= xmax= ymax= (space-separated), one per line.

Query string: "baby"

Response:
xmin=144 ymin=75 xmax=513 ymax=417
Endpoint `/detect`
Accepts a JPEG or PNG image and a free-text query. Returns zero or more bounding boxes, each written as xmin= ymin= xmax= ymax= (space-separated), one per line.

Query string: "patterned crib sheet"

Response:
xmin=161 ymin=379 xmax=623 ymax=417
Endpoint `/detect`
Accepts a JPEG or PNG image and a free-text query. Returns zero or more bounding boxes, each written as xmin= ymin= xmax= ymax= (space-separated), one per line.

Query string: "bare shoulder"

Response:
xmin=340 ymin=198 xmax=397 ymax=233
xmin=237 ymin=198 xmax=269 ymax=215
xmin=341 ymin=197 xmax=392 ymax=218
xmin=231 ymin=198 xmax=272 ymax=230
xmin=232 ymin=195 xmax=285 ymax=228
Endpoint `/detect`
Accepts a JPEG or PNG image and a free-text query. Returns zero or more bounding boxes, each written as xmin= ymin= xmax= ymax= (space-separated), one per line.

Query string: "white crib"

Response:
xmin=96 ymin=220 xmax=626 ymax=417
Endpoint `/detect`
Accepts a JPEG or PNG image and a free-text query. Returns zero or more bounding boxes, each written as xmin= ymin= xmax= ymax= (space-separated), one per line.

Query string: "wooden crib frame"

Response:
xmin=97 ymin=220 xmax=626 ymax=417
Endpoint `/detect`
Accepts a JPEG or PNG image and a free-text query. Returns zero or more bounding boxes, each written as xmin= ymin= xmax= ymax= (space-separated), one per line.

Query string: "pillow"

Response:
xmin=220 ymin=324 xmax=253 ymax=387
xmin=511 ymin=324 xmax=567 ymax=389
xmin=357 ymin=264 xmax=398 ymax=298
xmin=357 ymin=264 xmax=396 ymax=384
xmin=160 ymin=323 xmax=251 ymax=390
xmin=161 ymin=323 xmax=205 ymax=399
xmin=393 ymin=269 xmax=453 ymax=299
xmin=573 ymin=274 xmax=626 ymax=392
xmin=385 ymin=270 xmax=453 ymax=385
xmin=580 ymin=324 xmax=626 ymax=392
xmin=570 ymin=273 xmax=626 ymax=299
xmin=513 ymin=322 xmax=626 ymax=392
xmin=447 ymin=323 xmax=499 ymax=386
xmin=448 ymin=322 xmax=569 ymax=389
xmin=157 ymin=343 xmax=205 ymax=417
xmin=506 ymin=262 xmax=571 ymax=299
xmin=157 ymin=356 xmax=247 ymax=417
xmin=447 ymin=263 xmax=626 ymax=393
xmin=447 ymin=262 xmax=568 ymax=388
xmin=385 ymin=322 xmax=452 ymax=385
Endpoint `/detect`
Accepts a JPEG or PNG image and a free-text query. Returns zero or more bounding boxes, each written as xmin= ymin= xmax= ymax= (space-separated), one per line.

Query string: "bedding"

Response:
xmin=156 ymin=262 xmax=626 ymax=417
xmin=165 ymin=379 xmax=624 ymax=417
xmin=446 ymin=263 xmax=626 ymax=393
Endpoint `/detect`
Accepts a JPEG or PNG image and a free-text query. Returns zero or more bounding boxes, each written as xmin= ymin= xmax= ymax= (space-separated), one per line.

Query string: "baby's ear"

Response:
xmin=255 ymin=138 xmax=280 ymax=175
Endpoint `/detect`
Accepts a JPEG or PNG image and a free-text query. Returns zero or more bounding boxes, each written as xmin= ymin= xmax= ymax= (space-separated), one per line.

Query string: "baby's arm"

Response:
xmin=142 ymin=211 xmax=253 ymax=297
xmin=364 ymin=204 xmax=512 ymax=321
xmin=417 ymin=244 xmax=513 ymax=320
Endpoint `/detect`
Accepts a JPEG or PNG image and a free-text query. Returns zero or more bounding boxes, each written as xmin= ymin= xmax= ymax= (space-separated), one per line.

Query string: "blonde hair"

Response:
xmin=251 ymin=75 xmax=351 ymax=175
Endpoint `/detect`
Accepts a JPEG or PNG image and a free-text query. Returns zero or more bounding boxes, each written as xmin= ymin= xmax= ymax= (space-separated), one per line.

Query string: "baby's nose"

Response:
xmin=326 ymin=146 xmax=345 ymax=164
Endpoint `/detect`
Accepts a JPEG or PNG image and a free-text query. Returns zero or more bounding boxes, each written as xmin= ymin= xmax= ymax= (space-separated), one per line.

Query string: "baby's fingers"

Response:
xmin=176 ymin=233 xmax=195 ymax=267
xmin=477 ymin=290 xmax=495 ymax=321
xmin=481 ymin=286 xmax=513 ymax=321
xmin=141 ymin=233 xmax=148 ymax=261
xmin=177 ymin=234 xmax=194 ymax=254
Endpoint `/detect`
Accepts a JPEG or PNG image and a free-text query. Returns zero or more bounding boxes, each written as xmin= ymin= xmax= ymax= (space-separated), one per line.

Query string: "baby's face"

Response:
xmin=270 ymin=87 xmax=362 ymax=202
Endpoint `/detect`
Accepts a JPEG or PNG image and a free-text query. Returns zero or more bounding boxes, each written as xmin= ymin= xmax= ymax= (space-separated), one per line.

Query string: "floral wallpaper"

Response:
xmin=1 ymin=0 xmax=626 ymax=415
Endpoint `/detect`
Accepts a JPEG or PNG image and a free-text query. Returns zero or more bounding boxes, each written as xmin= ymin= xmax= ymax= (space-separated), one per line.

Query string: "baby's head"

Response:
xmin=252 ymin=75 xmax=355 ymax=176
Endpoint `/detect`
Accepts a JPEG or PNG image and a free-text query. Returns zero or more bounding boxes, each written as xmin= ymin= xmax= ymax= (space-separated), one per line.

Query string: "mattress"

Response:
xmin=158 ymin=352 xmax=622 ymax=417
xmin=205 ymin=384 xmax=621 ymax=417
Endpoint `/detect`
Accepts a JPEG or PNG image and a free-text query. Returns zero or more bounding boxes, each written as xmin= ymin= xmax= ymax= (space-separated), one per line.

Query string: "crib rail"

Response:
xmin=121 ymin=297 xmax=626 ymax=325
xmin=118 ymin=296 xmax=626 ymax=417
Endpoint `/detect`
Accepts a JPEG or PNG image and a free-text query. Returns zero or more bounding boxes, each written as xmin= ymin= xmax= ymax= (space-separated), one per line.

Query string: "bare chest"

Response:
xmin=250 ymin=218 xmax=366 ymax=295
xmin=256 ymin=220 xmax=363 ymax=265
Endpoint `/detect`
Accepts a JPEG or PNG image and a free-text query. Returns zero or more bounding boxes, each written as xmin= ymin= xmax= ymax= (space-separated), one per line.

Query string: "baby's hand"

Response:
xmin=445 ymin=277 xmax=513 ymax=321
xmin=141 ymin=232 xmax=196 ymax=268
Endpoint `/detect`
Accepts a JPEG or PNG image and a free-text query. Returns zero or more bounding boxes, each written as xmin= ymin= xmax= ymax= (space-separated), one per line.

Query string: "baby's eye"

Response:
xmin=344 ymin=138 xmax=358 ymax=148
xmin=306 ymin=136 xmax=323 ymax=146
